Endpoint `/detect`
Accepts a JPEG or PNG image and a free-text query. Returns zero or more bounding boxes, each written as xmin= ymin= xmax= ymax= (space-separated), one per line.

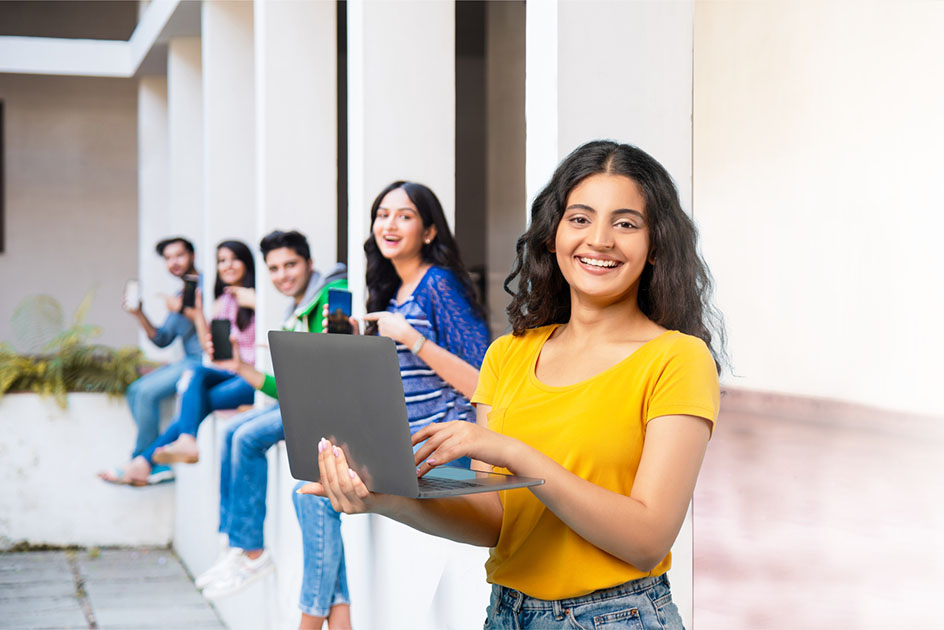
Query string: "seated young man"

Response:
xmin=120 ymin=236 xmax=202 ymax=484
xmin=197 ymin=230 xmax=347 ymax=606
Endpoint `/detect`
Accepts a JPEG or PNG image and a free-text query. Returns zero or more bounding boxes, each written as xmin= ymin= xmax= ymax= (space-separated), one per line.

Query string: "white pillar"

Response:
xmin=167 ymin=37 xmax=204 ymax=260
xmin=346 ymin=0 xmax=455 ymax=319
xmin=345 ymin=4 xmax=460 ymax=628
xmin=253 ymin=0 xmax=337 ymax=333
xmin=137 ymin=76 xmax=173 ymax=361
xmin=526 ymin=1 xmax=696 ymax=626
xmin=201 ymin=0 xmax=255 ymax=288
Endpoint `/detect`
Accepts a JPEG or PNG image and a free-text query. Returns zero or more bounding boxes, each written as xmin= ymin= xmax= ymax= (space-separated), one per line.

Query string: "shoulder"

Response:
xmin=487 ymin=325 xmax=554 ymax=361
xmin=645 ymin=331 xmax=718 ymax=379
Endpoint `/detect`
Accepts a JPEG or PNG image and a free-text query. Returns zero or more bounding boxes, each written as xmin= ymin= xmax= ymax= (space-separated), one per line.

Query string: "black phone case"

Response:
xmin=210 ymin=319 xmax=233 ymax=360
xmin=181 ymin=280 xmax=197 ymax=311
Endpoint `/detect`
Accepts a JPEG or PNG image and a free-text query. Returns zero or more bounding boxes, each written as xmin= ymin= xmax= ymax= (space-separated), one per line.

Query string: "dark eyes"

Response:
xmin=567 ymin=216 xmax=639 ymax=230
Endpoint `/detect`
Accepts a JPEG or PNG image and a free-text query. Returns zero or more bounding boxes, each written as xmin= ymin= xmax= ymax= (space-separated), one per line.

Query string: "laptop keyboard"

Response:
xmin=417 ymin=476 xmax=482 ymax=490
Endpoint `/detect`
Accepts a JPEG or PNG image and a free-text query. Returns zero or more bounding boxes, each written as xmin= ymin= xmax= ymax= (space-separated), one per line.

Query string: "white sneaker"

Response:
xmin=195 ymin=547 xmax=242 ymax=590
xmin=202 ymin=551 xmax=275 ymax=600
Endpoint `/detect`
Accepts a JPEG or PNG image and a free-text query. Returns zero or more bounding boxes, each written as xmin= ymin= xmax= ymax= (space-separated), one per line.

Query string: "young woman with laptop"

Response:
xmin=305 ymin=141 xmax=726 ymax=629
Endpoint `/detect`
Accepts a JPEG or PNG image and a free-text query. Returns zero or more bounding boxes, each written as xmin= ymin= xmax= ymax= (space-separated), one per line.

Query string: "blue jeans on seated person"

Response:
xmin=126 ymin=358 xmax=200 ymax=458
xmin=218 ymin=404 xmax=284 ymax=550
xmin=140 ymin=365 xmax=255 ymax=465
xmin=483 ymin=574 xmax=684 ymax=630
xmin=292 ymin=480 xmax=349 ymax=617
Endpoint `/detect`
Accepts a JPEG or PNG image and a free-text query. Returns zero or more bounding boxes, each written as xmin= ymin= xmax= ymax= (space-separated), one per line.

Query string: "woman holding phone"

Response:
xmin=305 ymin=142 xmax=726 ymax=629
xmin=100 ymin=240 xmax=257 ymax=486
xmin=290 ymin=181 xmax=490 ymax=629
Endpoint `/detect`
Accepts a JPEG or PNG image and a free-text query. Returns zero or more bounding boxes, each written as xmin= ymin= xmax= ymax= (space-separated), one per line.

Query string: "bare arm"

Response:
xmin=412 ymin=413 xmax=711 ymax=572
xmin=299 ymin=404 xmax=503 ymax=547
xmin=362 ymin=311 xmax=480 ymax=399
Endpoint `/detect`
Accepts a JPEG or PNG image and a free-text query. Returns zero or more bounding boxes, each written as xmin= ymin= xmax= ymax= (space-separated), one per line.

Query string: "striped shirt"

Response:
xmin=387 ymin=267 xmax=489 ymax=435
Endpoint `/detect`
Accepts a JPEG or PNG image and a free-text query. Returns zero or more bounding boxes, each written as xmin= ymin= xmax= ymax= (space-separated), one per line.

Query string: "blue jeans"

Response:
xmin=292 ymin=481 xmax=349 ymax=616
xmin=141 ymin=365 xmax=255 ymax=465
xmin=218 ymin=404 xmax=284 ymax=550
xmin=483 ymin=574 xmax=683 ymax=630
xmin=126 ymin=358 xmax=200 ymax=458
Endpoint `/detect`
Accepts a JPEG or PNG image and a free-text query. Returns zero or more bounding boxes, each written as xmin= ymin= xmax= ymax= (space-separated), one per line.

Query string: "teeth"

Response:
xmin=579 ymin=257 xmax=618 ymax=268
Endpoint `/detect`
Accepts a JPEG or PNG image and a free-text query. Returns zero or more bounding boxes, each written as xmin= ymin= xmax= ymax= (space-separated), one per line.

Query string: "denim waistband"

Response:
xmin=494 ymin=573 xmax=670 ymax=613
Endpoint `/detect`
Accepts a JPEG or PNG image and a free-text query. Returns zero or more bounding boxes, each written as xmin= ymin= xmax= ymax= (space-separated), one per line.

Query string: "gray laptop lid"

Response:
xmin=268 ymin=330 xmax=543 ymax=498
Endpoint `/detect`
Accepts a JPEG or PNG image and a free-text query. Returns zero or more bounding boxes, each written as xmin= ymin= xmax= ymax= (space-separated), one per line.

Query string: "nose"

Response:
xmin=587 ymin=222 xmax=614 ymax=249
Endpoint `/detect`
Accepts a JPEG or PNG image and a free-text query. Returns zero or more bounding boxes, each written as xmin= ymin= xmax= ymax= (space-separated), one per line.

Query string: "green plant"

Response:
xmin=0 ymin=291 xmax=153 ymax=408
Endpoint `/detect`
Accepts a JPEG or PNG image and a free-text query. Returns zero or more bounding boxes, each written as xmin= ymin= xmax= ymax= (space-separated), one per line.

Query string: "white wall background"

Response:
xmin=0 ymin=74 xmax=139 ymax=350
xmin=694 ymin=1 xmax=944 ymax=417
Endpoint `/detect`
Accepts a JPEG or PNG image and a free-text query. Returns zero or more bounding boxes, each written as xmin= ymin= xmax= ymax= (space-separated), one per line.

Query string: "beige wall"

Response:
xmin=694 ymin=1 xmax=944 ymax=416
xmin=0 ymin=74 xmax=138 ymax=350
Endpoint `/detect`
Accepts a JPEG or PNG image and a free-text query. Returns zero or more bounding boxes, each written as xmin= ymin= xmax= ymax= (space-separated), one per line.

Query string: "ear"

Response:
xmin=424 ymin=225 xmax=438 ymax=245
xmin=547 ymin=240 xmax=556 ymax=254
xmin=648 ymin=249 xmax=656 ymax=265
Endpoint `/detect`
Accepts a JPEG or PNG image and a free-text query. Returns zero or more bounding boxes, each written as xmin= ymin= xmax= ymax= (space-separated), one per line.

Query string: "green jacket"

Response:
xmin=259 ymin=274 xmax=348 ymax=399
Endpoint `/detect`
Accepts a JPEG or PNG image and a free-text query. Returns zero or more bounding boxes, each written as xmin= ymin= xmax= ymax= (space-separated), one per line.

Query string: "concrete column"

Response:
xmin=201 ymin=0 xmax=255 ymax=290
xmin=137 ymin=76 xmax=173 ymax=361
xmin=345 ymin=5 xmax=458 ymax=627
xmin=167 ymin=37 xmax=204 ymax=261
xmin=526 ymin=1 xmax=696 ymax=626
xmin=253 ymin=0 xmax=337 ymax=333
xmin=346 ymin=0 xmax=455 ymax=319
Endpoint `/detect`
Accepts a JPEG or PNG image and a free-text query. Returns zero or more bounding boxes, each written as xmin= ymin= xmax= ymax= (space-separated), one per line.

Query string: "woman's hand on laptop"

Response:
xmin=412 ymin=421 xmax=518 ymax=478
xmin=299 ymin=438 xmax=385 ymax=515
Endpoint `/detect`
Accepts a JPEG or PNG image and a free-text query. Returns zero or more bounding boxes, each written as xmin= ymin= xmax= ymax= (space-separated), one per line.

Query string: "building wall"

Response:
xmin=694 ymin=1 xmax=944 ymax=417
xmin=0 ymin=74 xmax=138 ymax=350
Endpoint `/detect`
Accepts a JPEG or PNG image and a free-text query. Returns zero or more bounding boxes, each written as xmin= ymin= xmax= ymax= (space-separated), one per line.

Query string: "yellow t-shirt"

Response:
xmin=471 ymin=325 xmax=720 ymax=600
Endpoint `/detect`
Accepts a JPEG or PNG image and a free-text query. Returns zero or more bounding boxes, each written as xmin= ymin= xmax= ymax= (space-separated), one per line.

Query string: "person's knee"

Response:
xmin=234 ymin=422 xmax=276 ymax=455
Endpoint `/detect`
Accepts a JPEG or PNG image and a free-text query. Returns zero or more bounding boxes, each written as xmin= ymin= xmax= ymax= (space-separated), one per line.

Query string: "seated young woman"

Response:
xmin=303 ymin=142 xmax=726 ymax=629
xmin=100 ymin=240 xmax=258 ymax=486
xmin=291 ymin=181 xmax=490 ymax=629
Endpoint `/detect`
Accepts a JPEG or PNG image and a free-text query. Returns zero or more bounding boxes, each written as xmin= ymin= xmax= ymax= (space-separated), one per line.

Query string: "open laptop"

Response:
xmin=269 ymin=330 xmax=544 ymax=498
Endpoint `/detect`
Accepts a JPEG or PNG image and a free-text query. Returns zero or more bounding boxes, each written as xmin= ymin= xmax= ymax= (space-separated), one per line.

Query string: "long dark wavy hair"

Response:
xmin=364 ymin=181 xmax=486 ymax=335
xmin=505 ymin=140 xmax=727 ymax=372
xmin=214 ymin=240 xmax=255 ymax=331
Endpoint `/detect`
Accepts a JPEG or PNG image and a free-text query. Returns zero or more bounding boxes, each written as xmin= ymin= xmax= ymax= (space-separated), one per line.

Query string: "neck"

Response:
xmin=559 ymin=288 xmax=655 ymax=343
xmin=293 ymin=273 xmax=314 ymax=306
xmin=392 ymin=256 xmax=428 ymax=287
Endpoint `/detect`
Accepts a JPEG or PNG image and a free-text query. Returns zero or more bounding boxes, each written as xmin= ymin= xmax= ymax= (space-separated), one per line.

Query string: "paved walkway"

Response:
xmin=0 ymin=547 xmax=226 ymax=630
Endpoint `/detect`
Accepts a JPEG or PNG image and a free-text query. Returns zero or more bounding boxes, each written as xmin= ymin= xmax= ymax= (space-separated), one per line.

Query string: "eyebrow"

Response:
xmin=378 ymin=206 xmax=417 ymax=214
xmin=565 ymin=204 xmax=645 ymax=220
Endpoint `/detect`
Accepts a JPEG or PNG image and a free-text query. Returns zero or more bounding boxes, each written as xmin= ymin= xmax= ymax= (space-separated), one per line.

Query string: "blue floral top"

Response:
xmin=387 ymin=266 xmax=490 ymax=435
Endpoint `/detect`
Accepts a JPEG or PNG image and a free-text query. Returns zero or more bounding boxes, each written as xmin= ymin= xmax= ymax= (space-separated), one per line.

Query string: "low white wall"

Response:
xmin=0 ymin=393 xmax=174 ymax=548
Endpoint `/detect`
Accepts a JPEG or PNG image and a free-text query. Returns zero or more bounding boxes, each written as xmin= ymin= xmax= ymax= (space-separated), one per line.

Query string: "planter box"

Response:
xmin=0 ymin=392 xmax=174 ymax=548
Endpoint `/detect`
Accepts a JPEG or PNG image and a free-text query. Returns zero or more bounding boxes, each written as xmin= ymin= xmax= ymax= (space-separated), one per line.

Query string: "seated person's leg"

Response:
xmin=225 ymin=406 xmax=284 ymax=552
xmin=126 ymin=359 xmax=196 ymax=458
xmin=219 ymin=405 xmax=278 ymax=542
xmin=292 ymin=481 xmax=349 ymax=625
xmin=152 ymin=366 xmax=243 ymax=464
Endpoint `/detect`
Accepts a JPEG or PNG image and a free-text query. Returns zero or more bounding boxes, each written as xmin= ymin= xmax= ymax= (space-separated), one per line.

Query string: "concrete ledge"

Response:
xmin=0 ymin=393 xmax=174 ymax=548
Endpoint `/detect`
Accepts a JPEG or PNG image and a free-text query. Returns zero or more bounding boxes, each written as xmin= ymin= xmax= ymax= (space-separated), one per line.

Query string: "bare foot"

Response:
xmin=153 ymin=434 xmax=200 ymax=464
xmin=98 ymin=456 xmax=151 ymax=486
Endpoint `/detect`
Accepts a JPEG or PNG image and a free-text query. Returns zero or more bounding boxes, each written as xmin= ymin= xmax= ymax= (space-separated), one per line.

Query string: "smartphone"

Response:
xmin=326 ymin=289 xmax=353 ymax=334
xmin=181 ymin=276 xmax=198 ymax=311
xmin=210 ymin=319 xmax=233 ymax=360
xmin=123 ymin=280 xmax=140 ymax=311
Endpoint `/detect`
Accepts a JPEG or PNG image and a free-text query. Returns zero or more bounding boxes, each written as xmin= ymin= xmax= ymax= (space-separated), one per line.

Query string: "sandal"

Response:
xmin=98 ymin=467 xmax=149 ymax=487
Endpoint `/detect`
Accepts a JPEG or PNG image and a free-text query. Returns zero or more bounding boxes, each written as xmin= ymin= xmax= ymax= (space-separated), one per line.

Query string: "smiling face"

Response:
xmin=554 ymin=173 xmax=651 ymax=307
xmin=217 ymin=246 xmax=247 ymax=287
xmin=371 ymin=187 xmax=436 ymax=264
xmin=265 ymin=246 xmax=313 ymax=300
xmin=162 ymin=241 xmax=194 ymax=278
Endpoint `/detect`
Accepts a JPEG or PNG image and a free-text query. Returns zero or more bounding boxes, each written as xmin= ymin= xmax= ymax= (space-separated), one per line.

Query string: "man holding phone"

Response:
xmin=197 ymin=230 xmax=348 ymax=604
xmin=122 ymin=237 xmax=202 ymax=483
